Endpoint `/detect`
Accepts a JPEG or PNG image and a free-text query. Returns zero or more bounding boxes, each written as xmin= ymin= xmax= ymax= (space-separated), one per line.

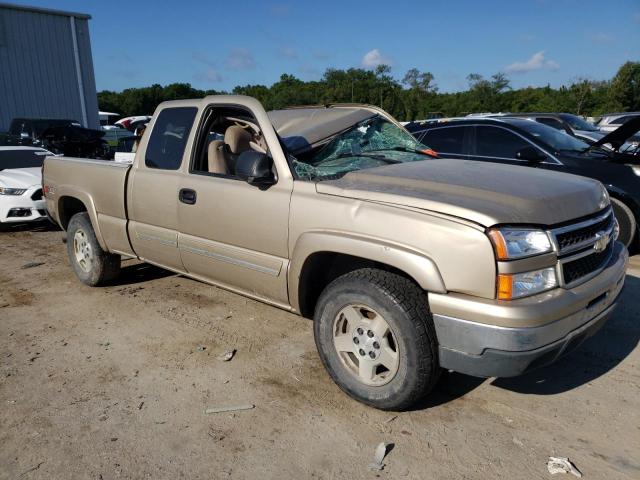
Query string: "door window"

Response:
xmin=475 ymin=126 xmax=530 ymax=159
xmin=420 ymin=126 xmax=467 ymax=154
xmin=145 ymin=107 xmax=197 ymax=170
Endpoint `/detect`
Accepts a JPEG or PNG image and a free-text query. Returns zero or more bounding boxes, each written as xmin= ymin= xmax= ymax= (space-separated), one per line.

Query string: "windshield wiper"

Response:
xmin=335 ymin=152 xmax=402 ymax=164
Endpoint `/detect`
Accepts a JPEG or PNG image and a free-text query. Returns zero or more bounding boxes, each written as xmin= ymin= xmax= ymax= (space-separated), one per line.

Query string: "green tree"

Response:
xmin=609 ymin=61 xmax=640 ymax=111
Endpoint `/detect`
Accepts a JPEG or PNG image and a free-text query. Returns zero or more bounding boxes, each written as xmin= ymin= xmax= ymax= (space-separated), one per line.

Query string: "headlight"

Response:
xmin=487 ymin=228 xmax=553 ymax=260
xmin=0 ymin=187 xmax=27 ymax=195
xmin=497 ymin=267 xmax=558 ymax=300
xmin=598 ymin=185 xmax=610 ymax=209
xmin=631 ymin=165 xmax=640 ymax=177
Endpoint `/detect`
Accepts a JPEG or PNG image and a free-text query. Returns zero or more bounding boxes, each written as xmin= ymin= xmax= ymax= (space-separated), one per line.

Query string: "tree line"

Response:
xmin=98 ymin=61 xmax=640 ymax=121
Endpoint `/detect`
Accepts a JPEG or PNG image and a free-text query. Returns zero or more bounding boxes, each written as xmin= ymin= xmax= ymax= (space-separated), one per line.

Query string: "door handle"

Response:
xmin=179 ymin=188 xmax=197 ymax=205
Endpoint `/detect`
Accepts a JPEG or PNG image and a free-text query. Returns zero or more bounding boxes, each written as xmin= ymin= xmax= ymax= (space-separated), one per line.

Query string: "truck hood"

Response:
xmin=316 ymin=160 xmax=606 ymax=227
xmin=0 ymin=167 xmax=42 ymax=188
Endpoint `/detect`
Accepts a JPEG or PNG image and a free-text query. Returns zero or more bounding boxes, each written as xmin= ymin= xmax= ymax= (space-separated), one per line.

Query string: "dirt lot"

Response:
xmin=1 ymin=223 xmax=639 ymax=480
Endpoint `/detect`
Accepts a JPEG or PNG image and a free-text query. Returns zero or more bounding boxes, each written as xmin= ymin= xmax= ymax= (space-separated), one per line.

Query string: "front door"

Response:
xmin=176 ymin=101 xmax=293 ymax=305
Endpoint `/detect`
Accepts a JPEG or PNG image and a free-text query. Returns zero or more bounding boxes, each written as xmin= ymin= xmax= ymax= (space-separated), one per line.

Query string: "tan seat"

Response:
xmin=224 ymin=125 xmax=252 ymax=154
xmin=223 ymin=126 xmax=252 ymax=174
xmin=207 ymin=140 xmax=228 ymax=175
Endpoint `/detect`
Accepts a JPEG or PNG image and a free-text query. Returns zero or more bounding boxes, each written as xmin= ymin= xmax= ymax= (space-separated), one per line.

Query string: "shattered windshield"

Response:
xmin=292 ymin=115 xmax=430 ymax=180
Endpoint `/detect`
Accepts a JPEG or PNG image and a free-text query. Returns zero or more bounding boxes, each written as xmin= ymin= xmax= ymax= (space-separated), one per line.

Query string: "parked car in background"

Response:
xmin=42 ymin=96 xmax=628 ymax=410
xmin=0 ymin=146 xmax=53 ymax=228
xmin=102 ymin=128 xmax=135 ymax=149
xmin=115 ymin=115 xmax=152 ymax=132
xmin=4 ymin=118 xmax=111 ymax=159
xmin=8 ymin=117 xmax=81 ymax=139
xmin=596 ymin=112 xmax=640 ymax=133
xmin=406 ymin=117 xmax=640 ymax=248
xmin=486 ymin=112 xmax=606 ymax=145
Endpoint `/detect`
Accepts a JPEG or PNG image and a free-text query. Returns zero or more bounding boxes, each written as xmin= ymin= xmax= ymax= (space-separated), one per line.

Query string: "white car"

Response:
xmin=0 ymin=146 xmax=53 ymax=227
xmin=596 ymin=112 xmax=640 ymax=133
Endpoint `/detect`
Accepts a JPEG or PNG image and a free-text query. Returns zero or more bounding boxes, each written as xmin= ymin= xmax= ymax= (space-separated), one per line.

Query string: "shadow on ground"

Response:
xmin=0 ymin=220 xmax=60 ymax=233
xmin=111 ymin=262 xmax=175 ymax=286
xmin=493 ymin=274 xmax=640 ymax=395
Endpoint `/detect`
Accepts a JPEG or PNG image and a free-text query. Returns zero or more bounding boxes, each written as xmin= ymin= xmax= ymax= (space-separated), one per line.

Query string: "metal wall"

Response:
xmin=0 ymin=3 xmax=99 ymax=131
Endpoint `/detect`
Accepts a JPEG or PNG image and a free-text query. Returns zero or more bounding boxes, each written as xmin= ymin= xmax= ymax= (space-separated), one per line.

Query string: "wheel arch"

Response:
xmin=56 ymin=189 xmax=107 ymax=250
xmin=289 ymin=232 xmax=446 ymax=318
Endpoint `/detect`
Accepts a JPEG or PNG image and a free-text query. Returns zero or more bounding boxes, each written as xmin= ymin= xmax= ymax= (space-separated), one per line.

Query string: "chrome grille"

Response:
xmin=562 ymin=241 xmax=614 ymax=284
xmin=550 ymin=208 xmax=616 ymax=287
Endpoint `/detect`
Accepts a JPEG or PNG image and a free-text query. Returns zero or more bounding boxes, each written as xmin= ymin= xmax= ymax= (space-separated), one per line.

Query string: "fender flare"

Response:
xmin=56 ymin=186 xmax=108 ymax=250
xmin=288 ymin=231 xmax=446 ymax=312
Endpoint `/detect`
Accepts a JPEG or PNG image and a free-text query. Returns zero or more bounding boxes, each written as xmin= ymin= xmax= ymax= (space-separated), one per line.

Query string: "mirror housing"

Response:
xmin=516 ymin=146 xmax=546 ymax=163
xmin=235 ymin=150 xmax=276 ymax=187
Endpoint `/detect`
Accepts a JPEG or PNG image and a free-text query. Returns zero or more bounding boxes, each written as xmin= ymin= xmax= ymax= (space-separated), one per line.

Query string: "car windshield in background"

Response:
xmin=559 ymin=114 xmax=599 ymax=132
xmin=0 ymin=149 xmax=48 ymax=171
xmin=293 ymin=115 xmax=429 ymax=180
xmin=507 ymin=120 xmax=590 ymax=153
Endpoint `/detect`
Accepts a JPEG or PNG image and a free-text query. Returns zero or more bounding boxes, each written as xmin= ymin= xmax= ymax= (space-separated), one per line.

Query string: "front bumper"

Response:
xmin=0 ymin=186 xmax=47 ymax=224
xmin=430 ymin=242 xmax=629 ymax=377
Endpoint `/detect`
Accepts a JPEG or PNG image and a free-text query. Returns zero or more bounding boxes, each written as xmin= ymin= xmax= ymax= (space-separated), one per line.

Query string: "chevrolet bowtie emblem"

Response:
xmin=593 ymin=231 xmax=610 ymax=253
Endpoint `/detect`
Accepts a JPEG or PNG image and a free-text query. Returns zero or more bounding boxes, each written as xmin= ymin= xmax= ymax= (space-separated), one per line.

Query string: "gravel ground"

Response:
xmin=1 ymin=223 xmax=639 ymax=479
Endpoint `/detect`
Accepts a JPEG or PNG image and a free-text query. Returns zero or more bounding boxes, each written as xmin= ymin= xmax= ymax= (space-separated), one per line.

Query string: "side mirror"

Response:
xmin=516 ymin=146 xmax=546 ymax=163
xmin=235 ymin=150 xmax=276 ymax=187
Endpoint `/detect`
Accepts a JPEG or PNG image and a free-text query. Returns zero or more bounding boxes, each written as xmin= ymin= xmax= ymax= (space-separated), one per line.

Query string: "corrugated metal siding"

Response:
xmin=0 ymin=6 xmax=98 ymax=131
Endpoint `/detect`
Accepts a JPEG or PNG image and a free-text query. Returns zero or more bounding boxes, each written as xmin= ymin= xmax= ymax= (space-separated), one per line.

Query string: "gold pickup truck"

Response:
xmin=43 ymin=96 xmax=628 ymax=410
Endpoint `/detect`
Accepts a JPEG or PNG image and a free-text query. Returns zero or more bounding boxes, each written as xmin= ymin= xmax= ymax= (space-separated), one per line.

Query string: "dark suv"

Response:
xmin=405 ymin=117 xmax=640 ymax=249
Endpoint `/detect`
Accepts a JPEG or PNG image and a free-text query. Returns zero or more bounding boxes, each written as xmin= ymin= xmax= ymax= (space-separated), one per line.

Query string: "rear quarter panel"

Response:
xmin=44 ymin=157 xmax=133 ymax=255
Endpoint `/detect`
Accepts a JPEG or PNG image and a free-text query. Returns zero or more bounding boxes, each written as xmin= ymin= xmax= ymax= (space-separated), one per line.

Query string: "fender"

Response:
xmin=56 ymin=186 xmax=108 ymax=251
xmin=288 ymin=230 xmax=446 ymax=312
xmin=605 ymin=184 xmax=640 ymax=219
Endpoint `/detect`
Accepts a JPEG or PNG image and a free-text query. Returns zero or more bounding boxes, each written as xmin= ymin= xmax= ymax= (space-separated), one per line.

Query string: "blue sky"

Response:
xmin=11 ymin=0 xmax=640 ymax=92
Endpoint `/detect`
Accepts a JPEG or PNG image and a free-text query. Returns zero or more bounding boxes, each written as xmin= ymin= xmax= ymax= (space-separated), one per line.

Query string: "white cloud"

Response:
xmin=225 ymin=48 xmax=256 ymax=71
xmin=361 ymin=49 xmax=392 ymax=69
xmin=505 ymin=51 xmax=559 ymax=74
xmin=194 ymin=68 xmax=223 ymax=83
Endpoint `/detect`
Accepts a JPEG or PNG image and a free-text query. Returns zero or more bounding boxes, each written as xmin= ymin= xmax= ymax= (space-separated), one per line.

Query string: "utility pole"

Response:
xmin=351 ymin=79 xmax=354 ymax=102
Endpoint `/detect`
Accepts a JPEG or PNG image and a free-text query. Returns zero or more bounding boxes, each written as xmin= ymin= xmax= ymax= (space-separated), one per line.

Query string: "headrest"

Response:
xmin=224 ymin=126 xmax=252 ymax=154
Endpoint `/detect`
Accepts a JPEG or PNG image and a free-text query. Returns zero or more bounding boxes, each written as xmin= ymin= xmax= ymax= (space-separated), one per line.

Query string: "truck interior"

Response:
xmin=191 ymin=106 xmax=268 ymax=177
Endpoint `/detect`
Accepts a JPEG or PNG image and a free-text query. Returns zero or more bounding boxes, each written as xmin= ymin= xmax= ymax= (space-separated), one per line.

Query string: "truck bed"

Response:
xmin=43 ymin=156 xmax=133 ymax=255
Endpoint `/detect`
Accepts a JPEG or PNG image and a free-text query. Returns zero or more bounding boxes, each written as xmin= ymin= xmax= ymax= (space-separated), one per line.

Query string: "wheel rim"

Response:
xmin=332 ymin=304 xmax=400 ymax=386
xmin=73 ymin=229 xmax=93 ymax=273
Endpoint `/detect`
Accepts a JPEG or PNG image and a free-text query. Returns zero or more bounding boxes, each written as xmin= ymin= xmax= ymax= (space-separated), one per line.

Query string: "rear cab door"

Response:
xmin=127 ymin=103 xmax=198 ymax=272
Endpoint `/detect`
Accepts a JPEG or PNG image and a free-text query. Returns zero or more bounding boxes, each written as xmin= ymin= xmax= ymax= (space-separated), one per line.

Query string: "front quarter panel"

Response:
xmin=288 ymin=182 xmax=497 ymax=310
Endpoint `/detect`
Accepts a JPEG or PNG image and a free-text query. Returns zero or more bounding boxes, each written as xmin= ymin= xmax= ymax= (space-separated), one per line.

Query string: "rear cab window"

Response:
xmin=145 ymin=107 xmax=197 ymax=170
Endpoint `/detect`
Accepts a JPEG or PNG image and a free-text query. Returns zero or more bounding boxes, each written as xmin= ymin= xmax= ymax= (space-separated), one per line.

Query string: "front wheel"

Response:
xmin=66 ymin=212 xmax=120 ymax=286
xmin=611 ymin=197 xmax=637 ymax=248
xmin=314 ymin=268 xmax=441 ymax=411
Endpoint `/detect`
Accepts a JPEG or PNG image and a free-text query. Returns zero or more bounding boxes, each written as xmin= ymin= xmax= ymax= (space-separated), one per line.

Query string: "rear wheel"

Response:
xmin=611 ymin=197 xmax=637 ymax=248
xmin=66 ymin=212 xmax=120 ymax=286
xmin=313 ymin=268 xmax=440 ymax=410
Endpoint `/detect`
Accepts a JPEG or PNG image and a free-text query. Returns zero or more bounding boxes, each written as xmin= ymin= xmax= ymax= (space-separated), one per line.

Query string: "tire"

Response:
xmin=66 ymin=212 xmax=120 ymax=286
xmin=610 ymin=197 xmax=637 ymax=248
xmin=313 ymin=268 xmax=441 ymax=411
